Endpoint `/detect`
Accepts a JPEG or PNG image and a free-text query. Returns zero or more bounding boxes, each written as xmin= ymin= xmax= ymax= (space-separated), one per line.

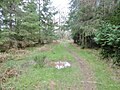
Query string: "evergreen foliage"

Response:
xmin=95 ymin=22 xmax=120 ymax=65
xmin=67 ymin=0 xmax=120 ymax=65
xmin=0 ymin=0 xmax=56 ymax=51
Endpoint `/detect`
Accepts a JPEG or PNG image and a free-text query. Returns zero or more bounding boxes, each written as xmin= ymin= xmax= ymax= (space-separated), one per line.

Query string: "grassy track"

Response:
xmin=68 ymin=43 xmax=120 ymax=90
xmin=1 ymin=42 xmax=120 ymax=90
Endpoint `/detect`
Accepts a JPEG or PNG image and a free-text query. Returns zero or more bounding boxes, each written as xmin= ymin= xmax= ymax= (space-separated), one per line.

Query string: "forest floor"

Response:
xmin=0 ymin=40 xmax=120 ymax=90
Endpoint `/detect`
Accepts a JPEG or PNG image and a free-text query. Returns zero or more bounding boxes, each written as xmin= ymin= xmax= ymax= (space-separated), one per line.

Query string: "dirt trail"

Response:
xmin=65 ymin=44 xmax=97 ymax=90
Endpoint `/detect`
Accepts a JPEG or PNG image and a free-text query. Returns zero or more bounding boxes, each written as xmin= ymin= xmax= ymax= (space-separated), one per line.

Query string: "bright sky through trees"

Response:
xmin=51 ymin=0 xmax=69 ymax=13
xmin=51 ymin=0 xmax=70 ymax=23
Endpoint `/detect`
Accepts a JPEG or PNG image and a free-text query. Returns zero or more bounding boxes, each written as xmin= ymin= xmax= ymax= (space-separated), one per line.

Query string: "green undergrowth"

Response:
xmin=68 ymin=43 xmax=120 ymax=90
xmin=1 ymin=43 xmax=82 ymax=90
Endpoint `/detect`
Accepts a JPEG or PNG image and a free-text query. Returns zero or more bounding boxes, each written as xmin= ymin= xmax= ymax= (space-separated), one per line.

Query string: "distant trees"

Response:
xmin=68 ymin=0 xmax=99 ymax=48
xmin=0 ymin=0 xmax=56 ymax=51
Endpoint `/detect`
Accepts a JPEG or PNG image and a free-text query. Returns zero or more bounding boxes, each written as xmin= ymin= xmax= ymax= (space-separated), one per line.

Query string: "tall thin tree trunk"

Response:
xmin=38 ymin=0 xmax=41 ymax=43
xmin=9 ymin=3 xmax=13 ymax=30
xmin=9 ymin=13 xmax=12 ymax=30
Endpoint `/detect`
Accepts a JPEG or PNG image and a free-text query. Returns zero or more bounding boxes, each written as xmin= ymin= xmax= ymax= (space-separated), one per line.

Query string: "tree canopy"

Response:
xmin=0 ymin=0 xmax=57 ymax=51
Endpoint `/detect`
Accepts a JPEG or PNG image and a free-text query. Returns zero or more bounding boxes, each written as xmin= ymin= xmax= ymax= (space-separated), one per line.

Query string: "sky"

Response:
xmin=51 ymin=0 xmax=70 ymax=24
xmin=51 ymin=0 xmax=70 ymax=13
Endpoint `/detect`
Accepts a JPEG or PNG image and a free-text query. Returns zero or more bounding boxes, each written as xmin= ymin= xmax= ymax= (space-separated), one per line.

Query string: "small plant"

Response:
xmin=34 ymin=55 xmax=46 ymax=68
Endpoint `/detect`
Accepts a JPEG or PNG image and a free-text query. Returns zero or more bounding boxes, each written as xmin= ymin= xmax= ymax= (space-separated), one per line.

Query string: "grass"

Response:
xmin=68 ymin=43 xmax=120 ymax=90
xmin=1 ymin=42 xmax=120 ymax=90
xmin=0 ymin=43 xmax=82 ymax=90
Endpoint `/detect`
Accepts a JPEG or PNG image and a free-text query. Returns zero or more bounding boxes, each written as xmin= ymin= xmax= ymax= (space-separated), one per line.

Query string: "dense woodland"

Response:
xmin=0 ymin=0 xmax=57 ymax=51
xmin=67 ymin=0 xmax=120 ymax=65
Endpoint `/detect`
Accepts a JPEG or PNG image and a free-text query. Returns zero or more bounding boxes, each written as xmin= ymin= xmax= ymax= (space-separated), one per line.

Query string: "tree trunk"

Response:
xmin=38 ymin=0 xmax=41 ymax=44
xmin=9 ymin=3 xmax=13 ymax=30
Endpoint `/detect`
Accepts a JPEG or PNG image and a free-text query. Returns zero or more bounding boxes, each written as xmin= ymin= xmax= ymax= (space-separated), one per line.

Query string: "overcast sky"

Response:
xmin=51 ymin=0 xmax=70 ymax=23
xmin=51 ymin=0 xmax=69 ymax=12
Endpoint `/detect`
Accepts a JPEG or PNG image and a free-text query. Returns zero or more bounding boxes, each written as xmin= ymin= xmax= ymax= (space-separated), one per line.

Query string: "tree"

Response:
xmin=0 ymin=0 xmax=56 ymax=51
xmin=21 ymin=0 xmax=39 ymax=42
xmin=67 ymin=0 xmax=117 ymax=48
xmin=0 ymin=0 xmax=23 ymax=50
xmin=38 ymin=0 xmax=56 ymax=44
xmin=105 ymin=2 xmax=120 ymax=25
xmin=67 ymin=0 xmax=120 ymax=65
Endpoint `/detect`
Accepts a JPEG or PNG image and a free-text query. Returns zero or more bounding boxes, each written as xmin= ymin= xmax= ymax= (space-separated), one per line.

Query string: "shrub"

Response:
xmin=94 ymin=22 xmax=120 ymax=66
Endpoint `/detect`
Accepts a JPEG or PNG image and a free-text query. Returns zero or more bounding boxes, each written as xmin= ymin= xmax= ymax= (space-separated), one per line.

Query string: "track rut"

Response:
xmin=65 ymin=44 xmax=97 ymax=90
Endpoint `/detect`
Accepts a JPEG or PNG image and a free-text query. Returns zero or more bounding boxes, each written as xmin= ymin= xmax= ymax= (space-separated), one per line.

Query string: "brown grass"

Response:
xmin=37 ymin=46 xmax=50 ymax=52
xmin=0 ymin=53 xmax=9 ymax=63
xmin=8 ymin=48 xmax=29 ymax=55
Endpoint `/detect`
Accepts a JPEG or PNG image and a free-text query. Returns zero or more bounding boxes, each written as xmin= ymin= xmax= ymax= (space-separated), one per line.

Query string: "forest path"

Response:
xmin=64 ymin=42 xmax=97 ymax=90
